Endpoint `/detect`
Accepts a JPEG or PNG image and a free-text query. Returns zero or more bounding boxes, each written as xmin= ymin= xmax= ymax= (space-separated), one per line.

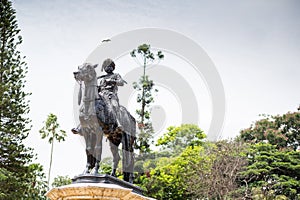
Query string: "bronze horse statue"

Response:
xmin=73 ymin=63 xmax=136 ymax=183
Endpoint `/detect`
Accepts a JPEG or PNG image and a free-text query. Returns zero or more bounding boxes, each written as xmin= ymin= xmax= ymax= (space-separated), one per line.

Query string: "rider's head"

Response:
xmin=102 ymin=58 xmax=115 ymax=74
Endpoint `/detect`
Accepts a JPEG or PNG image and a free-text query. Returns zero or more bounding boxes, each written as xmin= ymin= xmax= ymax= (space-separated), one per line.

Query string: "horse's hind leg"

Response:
xmin=109 ymin=141 xmax=120 ymax=177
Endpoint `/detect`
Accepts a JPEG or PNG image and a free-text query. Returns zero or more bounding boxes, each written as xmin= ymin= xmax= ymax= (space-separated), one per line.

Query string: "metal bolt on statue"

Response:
xmin=72 ymin=59 xmax=136 ymax=183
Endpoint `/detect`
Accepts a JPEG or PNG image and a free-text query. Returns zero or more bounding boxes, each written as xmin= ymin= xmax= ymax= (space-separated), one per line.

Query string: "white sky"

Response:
xmin=12 ymin=0 xmax=300 ymax=183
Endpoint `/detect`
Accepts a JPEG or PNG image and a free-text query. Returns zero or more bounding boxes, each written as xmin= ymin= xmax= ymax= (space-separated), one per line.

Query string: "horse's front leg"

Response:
xmin=93 ymin=127 xmax=103 ymax=174
xmin=83 ymin=128 xmax=93 ymax=174
xmin=109 ymin=140 xmax=120 ymax=177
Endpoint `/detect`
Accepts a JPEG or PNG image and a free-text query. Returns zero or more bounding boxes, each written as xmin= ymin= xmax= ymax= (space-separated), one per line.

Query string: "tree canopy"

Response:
xmin=240 ymin=107 xmax=300 ymax=150
xmin=239 ymin=142 xmax=300 ymax=199
xmin=134 ymin=107 xmax=300 ymax=199
xmin=0 ymin=1 xmax=47 ymax=198
xmin=156 ymin=124 xmax=206 ymax=155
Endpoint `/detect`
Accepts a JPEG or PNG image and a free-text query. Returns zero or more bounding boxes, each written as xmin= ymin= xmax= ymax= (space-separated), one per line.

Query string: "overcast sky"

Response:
xmin=13 ymin=0 xmax=300 ymax=183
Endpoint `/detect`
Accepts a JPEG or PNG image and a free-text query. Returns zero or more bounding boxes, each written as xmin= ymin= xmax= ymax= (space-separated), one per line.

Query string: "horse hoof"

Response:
xmin=129 ymin=177 xmax=134 ymax=184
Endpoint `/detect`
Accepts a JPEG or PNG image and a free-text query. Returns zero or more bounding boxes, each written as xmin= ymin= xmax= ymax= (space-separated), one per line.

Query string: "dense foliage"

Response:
xmin=240 ymin=108 xmax=300 ymax=150
xmin=240 ymin=143 xmax=300 ymax=199
xmin=237 ymin=108 xmax=300 ymax=199
xmin=0 ymin=0 xmax=47 ymax=199
xmin=51 ymin=175 xmax=72 ymax=188
xmin=135 ymin=107 xmax=300 ymax=200
xmin=157 ymin=124 xmax=206 ymax=155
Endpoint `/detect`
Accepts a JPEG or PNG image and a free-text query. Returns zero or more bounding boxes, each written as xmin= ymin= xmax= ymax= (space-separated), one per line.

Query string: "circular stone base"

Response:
xmin=46 ymin=182 xmax=155 ymax=200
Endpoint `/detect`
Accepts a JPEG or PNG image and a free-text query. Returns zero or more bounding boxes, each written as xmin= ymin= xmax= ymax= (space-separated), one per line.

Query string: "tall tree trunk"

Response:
xmin=48 ymin=135 xmax=54 ymax=188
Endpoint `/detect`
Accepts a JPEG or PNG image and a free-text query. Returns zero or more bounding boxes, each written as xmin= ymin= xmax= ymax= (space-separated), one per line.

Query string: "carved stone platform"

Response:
xmin=46 ymin=174 xmax=155 ymax=200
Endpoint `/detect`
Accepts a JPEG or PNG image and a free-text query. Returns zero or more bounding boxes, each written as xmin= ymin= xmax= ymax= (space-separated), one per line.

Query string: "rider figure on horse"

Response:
xmin=72 ymin=58 xmax=126 ymax=135
xmin=98 ymin=58 xmax=127 ymax=132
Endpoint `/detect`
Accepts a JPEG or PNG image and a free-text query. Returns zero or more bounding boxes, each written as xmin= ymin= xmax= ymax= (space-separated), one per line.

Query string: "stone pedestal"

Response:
xmin=46 ymin=174 xmax=155 ymax=200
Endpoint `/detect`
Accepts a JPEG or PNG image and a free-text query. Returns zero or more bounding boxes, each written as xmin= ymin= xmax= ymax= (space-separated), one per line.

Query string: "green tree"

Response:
xmin=0 ymin=0 xmax=47 ymax=199
xmin=135 ymin=124 xmax=207 ymax=199
xmin=145 ymin=145 xmax=205 ymax=199
xmin=39 ymin=113 xmax=66 ymax=188
xmin=25 ymin=163 xmax=48 ymax=199
xmin=157 ymin=124 xmax=206 ymax=155
xmin=51 ymin=175 xmax=72 ymax=188
xmin=238 ymin=107 xmax=300 ymax=199
xmin=240 ymin=107 xmax=300 ymax=150
xmin=130 ymin=44 xmax=164 ymax=154
xmin=239 ymin=143 xmax=300 ymax=199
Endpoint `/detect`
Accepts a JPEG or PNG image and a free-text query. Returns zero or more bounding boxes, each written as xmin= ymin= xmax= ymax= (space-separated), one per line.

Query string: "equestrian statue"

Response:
xmin=72 ymin=59 xmax=136 ymax=183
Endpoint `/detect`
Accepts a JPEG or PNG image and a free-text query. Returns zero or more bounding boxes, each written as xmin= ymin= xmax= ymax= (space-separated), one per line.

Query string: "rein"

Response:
xmin=77 ymin=81 xmax=82 ymax=106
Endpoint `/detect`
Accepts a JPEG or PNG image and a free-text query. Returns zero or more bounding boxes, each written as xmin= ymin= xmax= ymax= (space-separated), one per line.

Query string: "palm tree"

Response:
xmin=39 ymin=113 xmax=66 ymax=188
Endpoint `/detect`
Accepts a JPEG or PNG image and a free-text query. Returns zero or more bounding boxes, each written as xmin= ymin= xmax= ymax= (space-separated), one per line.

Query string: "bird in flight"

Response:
xmin=102 ymin=39 xmax=111 ymax=42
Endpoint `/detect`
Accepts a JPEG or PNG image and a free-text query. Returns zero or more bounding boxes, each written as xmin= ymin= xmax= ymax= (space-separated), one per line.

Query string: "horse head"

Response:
xmin=74 ymin=63 xmax=99 ymax=112
xmin=74 ymin=63 xmax=98 ymax=83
